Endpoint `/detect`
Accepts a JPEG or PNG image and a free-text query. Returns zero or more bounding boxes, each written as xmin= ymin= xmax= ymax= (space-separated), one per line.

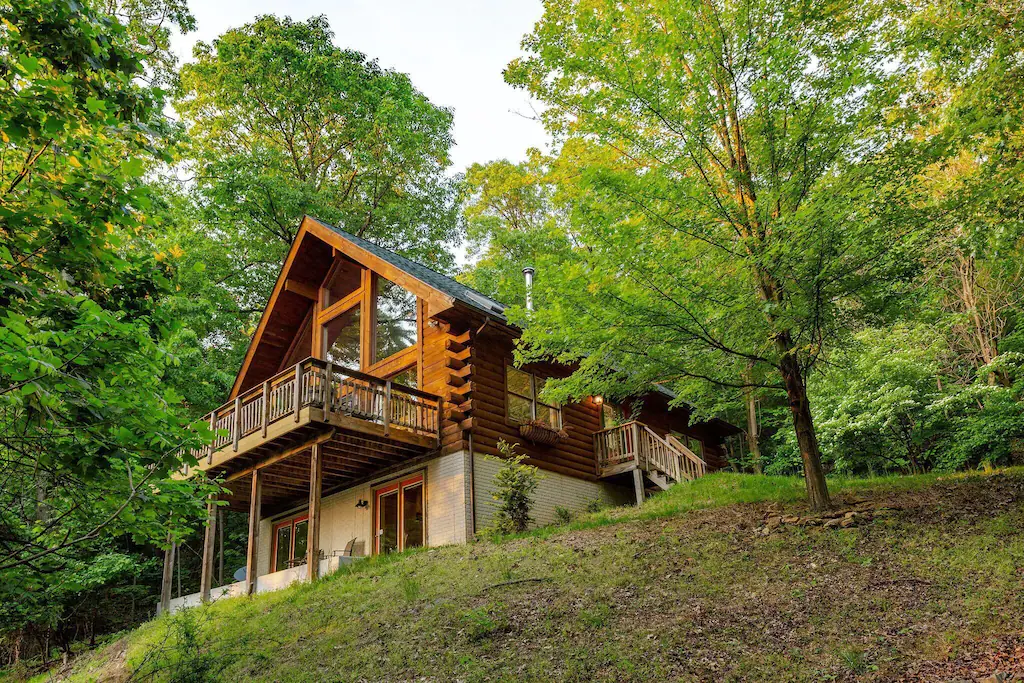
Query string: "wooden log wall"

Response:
xmin=464 ymin=330 xmax=603 ymax=481
xmin=420 ymin=316 xmax=473 ymax=457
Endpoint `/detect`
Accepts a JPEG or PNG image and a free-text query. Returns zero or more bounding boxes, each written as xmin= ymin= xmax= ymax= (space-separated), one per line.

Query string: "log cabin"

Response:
xmin=161 ymin=215 xmax=738 ymax=613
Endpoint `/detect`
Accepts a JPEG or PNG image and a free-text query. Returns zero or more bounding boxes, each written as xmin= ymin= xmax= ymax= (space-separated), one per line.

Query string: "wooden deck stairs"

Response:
xmin=593 ymin=421 xmax=708 ymax=504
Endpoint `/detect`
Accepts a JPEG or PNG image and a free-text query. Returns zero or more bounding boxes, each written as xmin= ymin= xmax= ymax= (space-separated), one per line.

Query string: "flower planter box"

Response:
xmin=518 ymin=421 xmax=566 ymax=446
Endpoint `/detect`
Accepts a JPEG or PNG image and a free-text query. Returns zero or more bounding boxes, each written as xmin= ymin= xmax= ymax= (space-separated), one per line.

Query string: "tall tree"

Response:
xmin=169 ymin=15 xmax=463 ymax=408
xmin=904 ymin=1 xmax=1024 ymax=387
xmin=487 ymin=0 xmax=938 ymax=509
xmin=0 ymin=0 xmax=214 ymax=654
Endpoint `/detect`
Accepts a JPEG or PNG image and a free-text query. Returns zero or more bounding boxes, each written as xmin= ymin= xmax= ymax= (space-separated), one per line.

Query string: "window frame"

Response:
xmin=371 ymin=275 xmax=419 ymax=366
xmin=373 ymin=472 xmax=426 ymax=555
xmin=270 ymin=513 xmax=309 ymax=573
xmin=600 ymin=402 xmax=624 ymax=429
xmin=313 ymin=263 xmax=423 ymax=382
xmin=670 ymin=431 xmax=704 ymax=458
xmin=504 ymin=362 xmax=562 ymax=429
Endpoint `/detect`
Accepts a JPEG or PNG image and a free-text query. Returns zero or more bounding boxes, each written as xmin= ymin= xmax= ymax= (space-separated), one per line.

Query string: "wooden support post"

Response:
xmin=232 ymin=396 xmax=241 ymax=452
xmin=307 ymin=443 xmax=324 ymax=581
xmin=200 ymin=499 xmax=217 ymax=602
xmin=159 ymin=534 xmax=174 ymax=615
xmin=217 ymin=508 xmax=225 ymax=586
xmin=632 ymin=469 xmax=644 ymax=507
xmin=245 ymin=470 xmax=262 ymax=595
xmin=261 ymin=380 xmax=270 ymax=438
xmin=632 ymin=422 xmax=642 ymax=470
xmin=294 ymin=362 xmax=303 ymax=423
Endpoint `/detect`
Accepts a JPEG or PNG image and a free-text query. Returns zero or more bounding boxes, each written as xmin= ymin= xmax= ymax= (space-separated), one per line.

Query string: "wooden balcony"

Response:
xmin=186 ymin=357 xmax=441 ymax=513
xmin=594 ymin=421 xmax=707 ymax=485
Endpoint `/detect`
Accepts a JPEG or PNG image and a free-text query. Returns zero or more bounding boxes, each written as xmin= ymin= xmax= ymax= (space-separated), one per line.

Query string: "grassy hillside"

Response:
xmin=36 ymin=470 xmax=1024 ymax=682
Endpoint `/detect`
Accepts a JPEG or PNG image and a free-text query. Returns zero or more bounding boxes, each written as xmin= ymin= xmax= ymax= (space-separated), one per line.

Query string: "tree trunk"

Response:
xmin=742 ymin=365 xmax=763 ymax=474
xmin=777 ymin=343 xmax=830 ymax=511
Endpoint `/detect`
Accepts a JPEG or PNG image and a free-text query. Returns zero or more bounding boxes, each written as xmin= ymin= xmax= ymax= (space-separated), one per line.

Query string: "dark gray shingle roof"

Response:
xmin=311 ymin=217 xmax=507 ymax=321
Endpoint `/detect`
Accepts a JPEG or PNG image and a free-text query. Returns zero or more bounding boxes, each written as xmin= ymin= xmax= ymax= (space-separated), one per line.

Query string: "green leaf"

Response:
xmin=18 ymin=54 xmax=39 ymax=76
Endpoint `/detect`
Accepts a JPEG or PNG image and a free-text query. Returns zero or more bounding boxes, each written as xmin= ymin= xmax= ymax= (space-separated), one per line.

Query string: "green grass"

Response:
xmin=500 ymin=469 xmax=961 ymax=541
xmin=31 ymin=469 xmax=1024 ymax=682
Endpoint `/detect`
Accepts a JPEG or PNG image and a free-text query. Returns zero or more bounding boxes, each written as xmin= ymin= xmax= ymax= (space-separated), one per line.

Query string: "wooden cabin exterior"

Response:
xmin=163 ymin=215 xmax=738 ymax=613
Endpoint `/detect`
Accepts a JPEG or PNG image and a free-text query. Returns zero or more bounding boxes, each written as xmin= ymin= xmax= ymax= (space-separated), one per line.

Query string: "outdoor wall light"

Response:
xmin=593 ymin=395 xmax=604 ymax=406
xmin=355 ymin=499 xmax=369 ymax=509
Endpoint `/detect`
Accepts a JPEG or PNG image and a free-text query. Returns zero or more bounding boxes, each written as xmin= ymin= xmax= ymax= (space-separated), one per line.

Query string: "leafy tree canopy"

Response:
xmin=0 ymin=0 xmax=215 ymax=638
xmin=464 ymin=0 xmax=957 ymax=508
xmin=165 ymin=14 xmax=464 ymax=413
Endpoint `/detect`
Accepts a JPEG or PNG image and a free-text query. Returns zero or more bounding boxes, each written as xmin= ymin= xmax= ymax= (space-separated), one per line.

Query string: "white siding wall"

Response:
xmin=254 ymin=451 xmax=470 ymax=578
xmin=473 ymin=453 xmax=632 ymax=531
xmin=425 ymin=450 xmax=471 ymax=546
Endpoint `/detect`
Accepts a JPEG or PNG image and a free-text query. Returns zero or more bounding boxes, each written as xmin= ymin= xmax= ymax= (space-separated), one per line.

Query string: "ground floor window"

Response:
xmin=672 ymin=431 xmax=704 ymax=458
xmin=600 ymin=402 xmax=624 ymax=429
xmin=272 ymin=514 xmax=309 ymax=572
xmin=374 ymin=473 xmax=424 ymax=554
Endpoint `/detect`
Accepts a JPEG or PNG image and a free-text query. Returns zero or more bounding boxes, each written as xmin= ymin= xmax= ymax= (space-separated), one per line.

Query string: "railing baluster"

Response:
xmin=189 ymin=358 xmax=445 ymax=469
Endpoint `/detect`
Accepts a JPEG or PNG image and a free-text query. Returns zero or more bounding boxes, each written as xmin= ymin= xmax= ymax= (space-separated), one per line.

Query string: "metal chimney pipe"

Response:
xmin=523 ymin=267 xmax=535 ymax=311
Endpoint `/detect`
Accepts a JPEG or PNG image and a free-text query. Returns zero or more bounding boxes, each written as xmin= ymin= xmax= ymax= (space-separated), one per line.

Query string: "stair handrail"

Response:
xmin=594 ymin=421 xmax=709 ymax=483
xmin=665 ymin=433 xmax=707 ymax=480
xmin=638 ymin=423 xmax=681 ymax=482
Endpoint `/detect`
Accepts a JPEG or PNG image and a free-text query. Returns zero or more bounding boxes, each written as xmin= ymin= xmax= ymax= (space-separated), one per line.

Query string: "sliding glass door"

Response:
xmin=374 ymin=474 xmax=424 ymax=554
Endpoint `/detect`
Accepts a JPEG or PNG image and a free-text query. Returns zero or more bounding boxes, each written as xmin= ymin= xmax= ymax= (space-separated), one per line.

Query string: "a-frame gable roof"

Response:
xmin=228 ymin=215 xmax=507 ymax=399
xmin=308 ymin=217 xmax=507 ymax=321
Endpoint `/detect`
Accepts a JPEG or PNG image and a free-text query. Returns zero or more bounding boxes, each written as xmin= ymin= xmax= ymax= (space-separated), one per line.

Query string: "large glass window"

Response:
xmin=378 ymin=490 xmax=399 ymax=554
xmin=506 ymin=366 xmax=561 ymax=428
xmin=374 ymin=278 xmax=417 ymax=363
xmin=322 ymin=305 xmax=361 ymax=368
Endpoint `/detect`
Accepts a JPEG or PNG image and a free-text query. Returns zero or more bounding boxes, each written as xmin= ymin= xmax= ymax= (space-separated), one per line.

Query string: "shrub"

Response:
xmin=487 ymin=441 xmax=541 ymax=534
xmin=133 ymin=609 xmax=217 ymax=683
xmin=554 ymin=506 xmax=573 ymax=524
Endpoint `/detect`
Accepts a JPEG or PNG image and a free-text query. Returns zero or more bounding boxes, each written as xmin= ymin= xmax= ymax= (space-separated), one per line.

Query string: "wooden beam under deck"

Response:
xmin=212 ymin=428 xmax=438 ymax=515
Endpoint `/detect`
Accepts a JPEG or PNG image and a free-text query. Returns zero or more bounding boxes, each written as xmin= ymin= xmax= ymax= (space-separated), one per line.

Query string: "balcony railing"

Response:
xmin=190 ymin=357 xmax=441 ymax=466
xmin=593 ymin=421 xmax=707 ymax=483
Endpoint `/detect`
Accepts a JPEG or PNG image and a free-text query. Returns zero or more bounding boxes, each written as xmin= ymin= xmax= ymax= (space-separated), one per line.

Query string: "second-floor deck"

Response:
xmin=187 ymin=357 xmax=442 ymax=513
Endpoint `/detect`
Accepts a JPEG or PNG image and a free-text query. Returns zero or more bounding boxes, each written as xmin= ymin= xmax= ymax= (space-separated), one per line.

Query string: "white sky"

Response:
xmin=169 ymin=0 xmax=550 ymax=173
